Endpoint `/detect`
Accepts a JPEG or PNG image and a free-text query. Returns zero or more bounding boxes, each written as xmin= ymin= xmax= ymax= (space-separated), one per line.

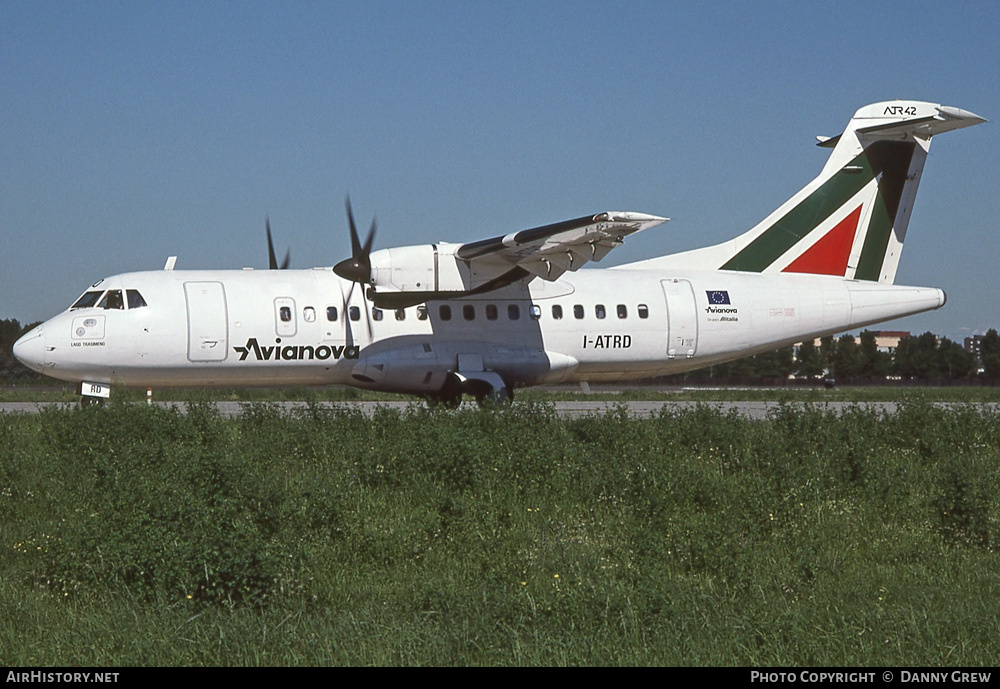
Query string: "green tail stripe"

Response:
xmin=720 ymin=150 xmax=875 ymax=272
xmin=721 ymin=141 xmax=915 ymax=275
xmin=854 ymin=142 xmax=917 ymax=281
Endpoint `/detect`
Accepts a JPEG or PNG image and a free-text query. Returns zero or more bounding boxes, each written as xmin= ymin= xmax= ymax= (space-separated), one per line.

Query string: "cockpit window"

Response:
xmin=71 ymin=291 xmax=104 ymax=309
xmin=98 ymin=290 xmax=124 ymax=310
xmin=127 ymin=290 xmax=147 ymax=309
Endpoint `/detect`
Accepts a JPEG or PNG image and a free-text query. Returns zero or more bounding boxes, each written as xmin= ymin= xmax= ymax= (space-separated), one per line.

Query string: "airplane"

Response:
xmin=13 ymin=100 xmax=986 ymax=406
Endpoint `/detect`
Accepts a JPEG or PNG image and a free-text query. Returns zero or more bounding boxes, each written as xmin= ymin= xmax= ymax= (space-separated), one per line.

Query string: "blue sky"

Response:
xmin=3 ymin=1 xmax=997 ymax=342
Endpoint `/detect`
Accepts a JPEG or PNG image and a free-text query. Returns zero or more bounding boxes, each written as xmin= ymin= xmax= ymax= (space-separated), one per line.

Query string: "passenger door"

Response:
xmin=660 ymin=279 xmax=698 ymax=359
xmin=184 ymin=281 xmax=229 ymax=361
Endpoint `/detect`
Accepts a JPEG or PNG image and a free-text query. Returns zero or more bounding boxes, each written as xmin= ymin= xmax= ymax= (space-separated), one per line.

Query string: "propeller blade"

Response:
xmin=363 ymin=217 xmax=377 ymax=257
xmin=333 ymin=196 xmax=377 ymax=284
xmin=342 ymin=282 xmax=354 ymax=348
xmin=266 ymin=217 xmax=290 ymax=269
xmin=362 ymin=287 xmax=374 ymax=340
xmin=341 ymin=278 xmax=375 ymax=344
xmin=266 ymin=217 xmax=278 ymax=269
xmin=346 ymin=197 xmax=362 ymax=258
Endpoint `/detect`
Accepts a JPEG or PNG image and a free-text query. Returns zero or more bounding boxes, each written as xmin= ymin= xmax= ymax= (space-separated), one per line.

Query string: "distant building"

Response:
xmin=872 ymin=331 xmax=910 ymax=354
xmin=964 ymin=335 xmax=984 ymax=362
xmin=797 ymin=331 xmax=910 ymax=353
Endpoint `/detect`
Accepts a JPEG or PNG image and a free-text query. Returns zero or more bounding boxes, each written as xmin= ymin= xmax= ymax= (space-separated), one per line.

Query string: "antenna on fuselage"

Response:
xmin=163 ymin=256 xmax=177 ymax=270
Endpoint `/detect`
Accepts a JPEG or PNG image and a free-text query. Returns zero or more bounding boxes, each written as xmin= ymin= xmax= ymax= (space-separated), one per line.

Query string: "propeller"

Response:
xmin=331 ymin=199 xmax=380 ymax=343
xmin=266 ymin=216 xmax=290 ymax=270
xmin=333 ymin=197 xmax=376 ymax=285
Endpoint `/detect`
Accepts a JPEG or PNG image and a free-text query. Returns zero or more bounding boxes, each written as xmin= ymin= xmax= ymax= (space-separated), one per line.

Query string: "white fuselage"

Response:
xmin=14 ymin=267 xmax=945 ymax=394
xmin=13 ymin=101 xmax=982 ymax=398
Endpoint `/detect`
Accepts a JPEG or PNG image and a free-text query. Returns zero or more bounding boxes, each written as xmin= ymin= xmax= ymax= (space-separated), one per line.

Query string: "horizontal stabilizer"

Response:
xmin=855 ymin=104 xmax=986 ymax=139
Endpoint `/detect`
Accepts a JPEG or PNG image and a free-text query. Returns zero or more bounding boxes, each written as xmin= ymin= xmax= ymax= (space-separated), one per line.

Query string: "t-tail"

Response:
xmin=627 ymin=101 xmax=985 ymax=283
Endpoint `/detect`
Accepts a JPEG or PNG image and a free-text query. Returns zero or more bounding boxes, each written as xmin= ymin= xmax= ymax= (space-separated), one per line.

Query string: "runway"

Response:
xmin=1 ymin=399 xmax=987 ymax=419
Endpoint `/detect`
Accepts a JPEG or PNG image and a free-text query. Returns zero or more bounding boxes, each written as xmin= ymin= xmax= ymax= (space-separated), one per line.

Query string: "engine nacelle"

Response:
xmin=368 ymin=245 xmax=429 ymax=292
xmin=367 ymin=243 xmax=513 ymax=307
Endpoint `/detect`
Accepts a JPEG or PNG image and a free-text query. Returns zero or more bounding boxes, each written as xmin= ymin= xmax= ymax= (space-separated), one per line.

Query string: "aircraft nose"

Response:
xmin=13 ymin=327 xmax=46 ymax=372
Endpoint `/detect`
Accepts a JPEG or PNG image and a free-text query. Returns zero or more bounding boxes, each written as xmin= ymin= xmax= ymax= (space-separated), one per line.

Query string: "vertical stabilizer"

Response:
xmin=622 ymin=101 xmax=985 ymax=283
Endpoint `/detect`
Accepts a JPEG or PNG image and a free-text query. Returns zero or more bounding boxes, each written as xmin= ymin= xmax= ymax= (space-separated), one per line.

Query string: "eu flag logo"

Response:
xmin=706 ymin=290 xmax=731 ymax=304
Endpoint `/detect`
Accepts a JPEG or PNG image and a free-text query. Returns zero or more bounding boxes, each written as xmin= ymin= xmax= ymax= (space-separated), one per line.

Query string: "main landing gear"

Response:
xmin=425 ymin=373 xmax=514 ymax=409
xmin=475 ymin=384 xmax=512 ymax=407
xmin=426 ymin=384 xmax=463 ymax=410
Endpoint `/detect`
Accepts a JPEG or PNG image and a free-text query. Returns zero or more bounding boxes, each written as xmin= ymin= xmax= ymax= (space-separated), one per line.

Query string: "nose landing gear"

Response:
xmin=79 ymin=381 xmax=111 ymax=406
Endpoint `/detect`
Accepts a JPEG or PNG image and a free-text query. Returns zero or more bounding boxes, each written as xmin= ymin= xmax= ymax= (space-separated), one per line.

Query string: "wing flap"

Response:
xmin=456 ymin=211 xmax=667 ymax=280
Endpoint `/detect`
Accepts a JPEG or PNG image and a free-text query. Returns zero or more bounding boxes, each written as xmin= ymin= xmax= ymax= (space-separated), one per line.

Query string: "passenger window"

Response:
xmin=638 ymin=304 xmax=649 ymax=319
xmin=303 ymin=307 xmax=316 ymax=322
xmin=486 ymin=304 xmax=498 ymax=321
xmin=72 ymin=291 xmax=104 ymax=309
xmin=327 ymin=306 xmax=338 ymax=321
xmin=552 ymin=305 xmax=563 ymax=319
xmin=574 ymin=305 xmax=584 ymax=319
xmin=126 ymin=290 xmax=147 ymax=309
xmin=463 ymin=304 xmax=475 ymax=321
xmin=440 ymin=305 xmax=452 ymax=321
xmin=395 ymin=309 xmax=406 ymax=321
xmin=508 ymin=304 xmax=520 ymax=320
xmin=529 ymin=304 xmax=541 ymax=320
xmin=279 ymin=306 xmax=292 ymax=322
xmin=98 ymin=290 xmax=124 ymax=310
xmin=349 ymin=306 xmax=360 ymax=321
xmin=595 ymin=304 xmax=606 ymax=319
xmin=372 ymin=308 xmax=383 ymax=321
xmin=417 ymin=305 xmax=428 ymax=321
xmin=617 ymin=304 xmax=627 ymax=319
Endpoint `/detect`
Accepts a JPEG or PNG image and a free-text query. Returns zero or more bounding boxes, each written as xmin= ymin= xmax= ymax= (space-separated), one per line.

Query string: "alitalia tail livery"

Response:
xmin=14 ymin=101 xmax=986 ymax=405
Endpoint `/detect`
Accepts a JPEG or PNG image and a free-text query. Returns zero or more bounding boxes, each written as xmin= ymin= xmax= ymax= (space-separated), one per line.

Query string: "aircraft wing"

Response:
xmin=454 ymin=211 xmax=668 ymax=280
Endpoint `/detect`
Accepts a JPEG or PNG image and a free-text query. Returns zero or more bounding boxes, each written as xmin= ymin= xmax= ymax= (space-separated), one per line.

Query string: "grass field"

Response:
xmin=1 ymin=398 xmax=998 ymax=665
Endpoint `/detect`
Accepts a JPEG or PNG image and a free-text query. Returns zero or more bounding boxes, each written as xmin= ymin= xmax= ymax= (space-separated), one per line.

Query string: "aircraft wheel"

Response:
xmin=477 ymin=385 xmax=512 ymax=408
xmin=426 ymin=390 xmax=462 ymax=409
xmin=79 ymin=396 xmax=105 ymax=408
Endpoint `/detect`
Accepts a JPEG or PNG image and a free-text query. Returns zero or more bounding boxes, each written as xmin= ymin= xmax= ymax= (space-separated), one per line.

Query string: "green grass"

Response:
xmin=1 ymin=401 xmax=998 ymax=665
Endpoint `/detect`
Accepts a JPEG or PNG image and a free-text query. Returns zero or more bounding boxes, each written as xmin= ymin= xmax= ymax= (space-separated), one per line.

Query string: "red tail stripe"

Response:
xmin=782 ymin=205 xmax=863 ymax=276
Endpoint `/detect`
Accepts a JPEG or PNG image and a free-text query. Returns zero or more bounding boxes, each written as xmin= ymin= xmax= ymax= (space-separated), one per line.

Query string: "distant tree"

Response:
xmin=831 ymin=334 xmax=862 ymax=381
xmin=895 ymin=332 xmax=943 ymax=379
xmin=858 ymin=330 xmax=891 ymax=379
xmin=0 ymin=319 xmax=24 ymax=357
xmin=726 ymin=353 xmax=759 ymax=380
xmin=893 ymin=336 xmax=913 ymax=378
xmin=795 ymin=339 xmax=824 ymax=378
xmin=0 ymin=319 xmax=42 ymax=383
xmin=754 ymin=346 xmax=795 ymax=379
xmin=980 ymin=329 xmax=1000 ymax=381
xmin=820 ymin=335 xmax=836 ymax=376
xmin=937 ymin=337 xmax=974 ymax=380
